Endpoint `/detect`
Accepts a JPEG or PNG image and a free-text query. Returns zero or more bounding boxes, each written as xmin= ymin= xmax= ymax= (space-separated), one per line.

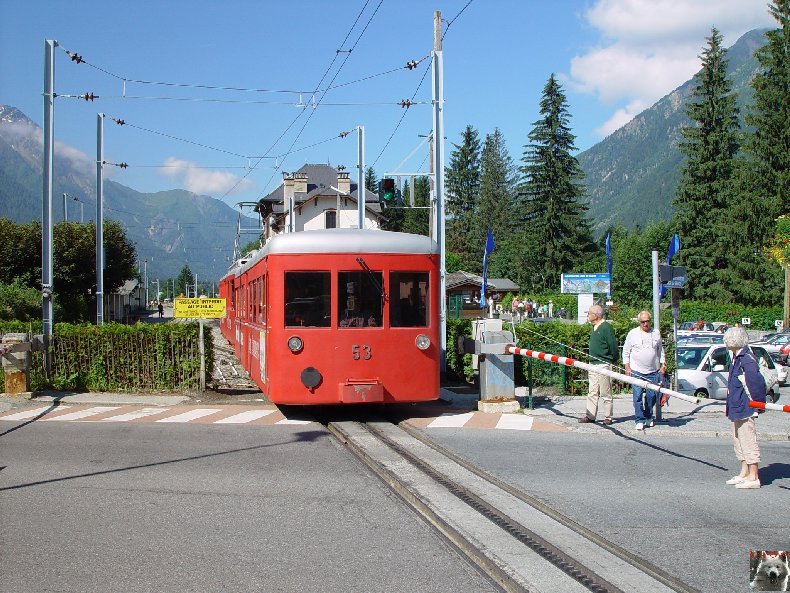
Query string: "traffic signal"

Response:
xmin=379 ymin=178 xmax=396 ymax=206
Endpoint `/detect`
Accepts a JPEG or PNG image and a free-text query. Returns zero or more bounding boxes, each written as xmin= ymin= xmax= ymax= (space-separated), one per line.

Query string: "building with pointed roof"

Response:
xmin=257 ymin=164 xmax=384 ymax=241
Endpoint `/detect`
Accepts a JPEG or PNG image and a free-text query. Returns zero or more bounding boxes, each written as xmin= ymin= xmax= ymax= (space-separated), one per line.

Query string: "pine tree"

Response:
xmin=519 ymin=74 xmax=595 ymax=291
xmin=445 ymin=125 xmax=481 ymax=271
xmin=477 ymin=128 xmax=517 ymax=242
xmin=745 ymin=0 xmax=789 ymax=221
xmin=673 ymin=28 xmax=741 ymax=301
xmin=364 ymin=166 xmax=378 ymax=197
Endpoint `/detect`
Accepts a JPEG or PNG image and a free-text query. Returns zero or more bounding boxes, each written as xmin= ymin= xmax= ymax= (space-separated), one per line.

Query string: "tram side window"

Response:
xmin=390 ymin=272 xmax=428 ymax=327
xmin=284 ymin=272 xmax=331 ymax=327
xmin=338 ymin=271 xmax=383 ymax=328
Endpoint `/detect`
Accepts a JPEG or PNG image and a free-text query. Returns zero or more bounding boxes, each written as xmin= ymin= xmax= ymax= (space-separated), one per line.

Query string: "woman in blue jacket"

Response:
xmin=723 ymin=326 xmax=767 ymax=489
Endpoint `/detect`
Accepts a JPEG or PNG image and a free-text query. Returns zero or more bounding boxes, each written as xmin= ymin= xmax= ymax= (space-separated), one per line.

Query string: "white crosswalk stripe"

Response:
xmin=214 ymin=410 xmax=275 ymax=424
xmin=496 ymin=415 xmax=534 ymax=431
xmin=99 ymin=408 xmax=166 ymax=422
xmin=275 ymin=418 xmax=313 ymax=425
xmin=155 ymin=408 xmax=222 ymax=423
xmin=427 ymin=412 xmax=475 ymax=428
xmin=0 ymin=406 xmax=61 ymax=421
xmin=41 ymin=406 xmax=119 ymax=422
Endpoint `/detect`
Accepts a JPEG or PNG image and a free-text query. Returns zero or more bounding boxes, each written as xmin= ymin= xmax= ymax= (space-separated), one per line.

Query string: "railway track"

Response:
xmin=326 ymin=418 xmax=697 ymax=593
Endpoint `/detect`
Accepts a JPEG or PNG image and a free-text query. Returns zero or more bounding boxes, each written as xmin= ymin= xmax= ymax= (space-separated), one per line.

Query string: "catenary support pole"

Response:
xmin=357 ymin=125 xmax=365 ymax=229
xmin=96 ymin=113 xmax=105 ymax=325
xmin=432 ymin=10 xmax=446 ymax=373
xmin=42 ymin=39 xmax=56 ymax=374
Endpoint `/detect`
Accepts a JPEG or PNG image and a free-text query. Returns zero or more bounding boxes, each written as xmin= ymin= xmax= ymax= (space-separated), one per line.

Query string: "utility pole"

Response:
xmin=42 ymin=39 xmax=56 ymax=375
xmin=432 ymin=11 xmax=447 ymax=373
xmin=62 ymin=193 xmax=68 ymax=222
xmin=143 ymin=259 xmax=148 ymax=306
xmin=96 ymin=113 xmax=105 ymax=325
xmin=652 ymin=250 xmax=660 ymax=329
xmin=357 ymin=125 xmax=365 ymax=229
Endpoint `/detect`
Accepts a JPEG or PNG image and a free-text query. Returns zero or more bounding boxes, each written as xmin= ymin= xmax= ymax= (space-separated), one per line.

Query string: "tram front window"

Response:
xmin=338 ymin=271 xmax=383 ymax=328
xmin=390 ymin=272 xmax=428 ymax=327
xmin=284 ymin=272 xmax=331 ymax=327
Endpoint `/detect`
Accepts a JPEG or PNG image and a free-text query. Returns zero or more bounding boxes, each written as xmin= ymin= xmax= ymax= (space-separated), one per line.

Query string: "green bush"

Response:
xmin=0 ymin=322 xmax=212 ymax=393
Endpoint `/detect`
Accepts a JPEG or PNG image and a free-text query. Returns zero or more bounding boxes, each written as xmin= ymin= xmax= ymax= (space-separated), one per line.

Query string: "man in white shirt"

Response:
xmin=623 ymin=311 xmax=666 ymax=431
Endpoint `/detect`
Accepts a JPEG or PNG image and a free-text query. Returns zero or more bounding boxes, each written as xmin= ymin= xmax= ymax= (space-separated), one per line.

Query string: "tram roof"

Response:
xmin=232 ymin=229 xmax=438 ymax=276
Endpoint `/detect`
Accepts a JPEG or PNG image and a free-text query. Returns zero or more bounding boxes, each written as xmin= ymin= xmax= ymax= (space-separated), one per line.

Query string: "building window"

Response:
xmin=325 ymin=210 xmax=337 ymax=229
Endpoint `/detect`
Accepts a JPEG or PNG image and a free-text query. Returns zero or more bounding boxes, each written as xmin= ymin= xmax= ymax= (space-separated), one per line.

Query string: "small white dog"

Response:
xmin=750 ymin=551 xmax=790 ymax=591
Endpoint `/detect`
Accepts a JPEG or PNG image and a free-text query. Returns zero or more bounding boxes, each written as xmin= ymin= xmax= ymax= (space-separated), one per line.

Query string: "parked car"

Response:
xmin=676 ymin=333 xmax=724 ymax=346
xmin=752 ymin=333 xmax=790 ymax=356
xmin=779 ymin=341 xmax=790 ymax=365
xmin=676 ymin=344 xmax=780 ymax=402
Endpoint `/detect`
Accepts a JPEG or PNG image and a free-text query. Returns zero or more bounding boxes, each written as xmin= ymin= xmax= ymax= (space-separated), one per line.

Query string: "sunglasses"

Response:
xmin=639 ymin=320 xmax=651 ymax=324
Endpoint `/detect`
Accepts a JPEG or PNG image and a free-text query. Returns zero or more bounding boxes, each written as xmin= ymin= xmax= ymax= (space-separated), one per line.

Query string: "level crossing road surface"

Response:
xmin=0 ymin=421 xmax=500 ymax=593
xmin=417 ymin=428 xmax=789 ymax=593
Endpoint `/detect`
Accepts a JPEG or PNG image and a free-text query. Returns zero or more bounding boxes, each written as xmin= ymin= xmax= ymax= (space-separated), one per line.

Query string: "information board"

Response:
xmin=561 ymin=273 xmax=611 ymax=295
xmin=173 ymin=298 xmax=227 ymax=319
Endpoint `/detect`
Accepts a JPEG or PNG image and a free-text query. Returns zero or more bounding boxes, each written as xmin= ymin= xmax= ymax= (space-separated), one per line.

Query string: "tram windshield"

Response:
xmin=390 ymin=272 xmax=428 ymax=327
xmin=338 ymin=271 xmax=383 ymax=328
xmin=284 ymin=272 xmax=331 ymax=327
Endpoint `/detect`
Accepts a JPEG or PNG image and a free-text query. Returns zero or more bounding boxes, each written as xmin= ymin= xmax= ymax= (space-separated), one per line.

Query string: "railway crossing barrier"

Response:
xmin=460 ymin=326 xmax=518 ymax=413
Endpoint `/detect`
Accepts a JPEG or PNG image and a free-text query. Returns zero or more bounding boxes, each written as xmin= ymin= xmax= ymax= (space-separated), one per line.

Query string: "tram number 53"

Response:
xmin=351 ymin=345 xmax=372 ymax=360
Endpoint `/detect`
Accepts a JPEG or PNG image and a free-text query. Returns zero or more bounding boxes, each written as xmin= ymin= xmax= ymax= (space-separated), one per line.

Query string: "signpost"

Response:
xmin=174 ymin=298 xmax=226 ymax=391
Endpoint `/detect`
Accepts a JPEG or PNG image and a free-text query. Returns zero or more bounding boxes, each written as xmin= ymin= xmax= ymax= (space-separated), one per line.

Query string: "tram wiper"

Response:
xmin=356 ymin=257 xmax=387 ymax=301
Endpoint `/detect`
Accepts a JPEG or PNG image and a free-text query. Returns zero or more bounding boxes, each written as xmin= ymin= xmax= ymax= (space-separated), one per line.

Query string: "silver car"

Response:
xmin=676 ymin=344 xmax=780 ymax=402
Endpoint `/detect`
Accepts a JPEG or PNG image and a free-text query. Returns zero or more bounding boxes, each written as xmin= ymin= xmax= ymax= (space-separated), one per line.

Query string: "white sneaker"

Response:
xmin=726 ymin=475 xmax=746 ymax=485
xmin=646 ymin=419 xmax=655 ymax=428
xmin=735 ymin=479 xmax=761 ymax=489
xmin=635 ymin=422 xmax=645 ymax=431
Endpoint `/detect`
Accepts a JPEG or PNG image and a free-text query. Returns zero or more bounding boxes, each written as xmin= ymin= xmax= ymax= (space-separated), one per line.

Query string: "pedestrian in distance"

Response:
xmin=579 ymin=304 xmax=619 ymax=425
xmin=157 ymin=302 xmax=164 ymax=318
xmin=623 ymin=311 xmax=666 ymax=431
xmin=723 ymin=326 xmax=766 ymax=489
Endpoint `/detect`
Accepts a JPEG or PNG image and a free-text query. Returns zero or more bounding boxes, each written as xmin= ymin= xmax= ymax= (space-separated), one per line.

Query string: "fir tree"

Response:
xmin=744 ymin=0 xmax=789 ymax=222
xmin=445 ymin=125 xmax=481 ymax=271
xmin=519 ymin=74 xmax=595 ymax=291
xmin=477 ymin=128 xmax=517 ymax=244
xmin=673 ymin=28 xmax=740 ymax=301
xmin=364 ymin=166 xmax=378 ymax=197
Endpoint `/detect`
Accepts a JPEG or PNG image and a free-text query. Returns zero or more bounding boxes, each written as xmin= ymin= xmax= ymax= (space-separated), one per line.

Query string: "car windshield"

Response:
xmin=676 ymin=347 xmax=707 ymax=369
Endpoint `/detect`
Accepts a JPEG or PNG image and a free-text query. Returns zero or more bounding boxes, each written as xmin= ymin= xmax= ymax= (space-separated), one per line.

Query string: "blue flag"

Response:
xmin=605 ymin=232 xmax=612 ymax=297
xmin=480 ymin=229 xmax=495 ymax=308
xmin=660 ymin=233 xmax=681 ymax=297
xmin=665 ymin=233 xmax=680 ymax=265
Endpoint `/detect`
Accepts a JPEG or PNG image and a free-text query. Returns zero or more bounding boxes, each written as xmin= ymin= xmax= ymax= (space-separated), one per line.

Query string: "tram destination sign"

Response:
xmin=174 ymin=298 xmax=227 ymax=319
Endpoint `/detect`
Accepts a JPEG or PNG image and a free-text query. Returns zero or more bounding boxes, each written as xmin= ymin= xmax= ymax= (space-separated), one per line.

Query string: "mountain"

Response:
xmin=578 ymin=28 xmax=768 ymax=235
xmin=0 ymin=105 xmax=246 ymax=282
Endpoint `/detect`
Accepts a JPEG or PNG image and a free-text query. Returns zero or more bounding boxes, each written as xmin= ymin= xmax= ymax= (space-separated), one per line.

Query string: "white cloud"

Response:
xmin=570 ymin=0 xmax=776 ymax=136
xmin=595 ymin=99 xmax=650 ymax=137
xmin=159 ymin=157 xmax=253 ymax=196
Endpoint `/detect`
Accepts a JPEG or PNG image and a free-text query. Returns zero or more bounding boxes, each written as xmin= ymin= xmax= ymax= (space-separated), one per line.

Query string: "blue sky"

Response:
xmin=0 ymin=0 xmax=775 ymax=209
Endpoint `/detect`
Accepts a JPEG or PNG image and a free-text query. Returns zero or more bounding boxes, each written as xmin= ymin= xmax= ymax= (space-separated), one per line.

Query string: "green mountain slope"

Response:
xmin=578 ymin=28 xmax=768 ymax=235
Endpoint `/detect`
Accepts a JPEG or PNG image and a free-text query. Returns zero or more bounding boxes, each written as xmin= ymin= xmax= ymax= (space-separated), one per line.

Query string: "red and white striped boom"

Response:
xmin=506 ymin=345 xmax=701 ymax=404
xmin=749 ymin=401 xmax=790 ymax=413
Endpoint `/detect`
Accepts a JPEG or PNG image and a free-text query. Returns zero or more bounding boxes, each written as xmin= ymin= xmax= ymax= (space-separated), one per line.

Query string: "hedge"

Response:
xmin=0 ymin=321 xmax=211 ymax=393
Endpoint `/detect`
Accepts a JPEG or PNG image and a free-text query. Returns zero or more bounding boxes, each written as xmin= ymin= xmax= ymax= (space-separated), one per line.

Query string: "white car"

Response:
xmin=676 ymin=344 xmax=780 ymax=402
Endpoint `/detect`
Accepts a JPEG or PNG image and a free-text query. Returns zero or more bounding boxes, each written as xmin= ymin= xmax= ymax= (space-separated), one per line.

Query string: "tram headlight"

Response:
xmin=415 ymin=334 xmax=430 ymax=350
xmin=287 ymin=335 xmax=304 ymax=353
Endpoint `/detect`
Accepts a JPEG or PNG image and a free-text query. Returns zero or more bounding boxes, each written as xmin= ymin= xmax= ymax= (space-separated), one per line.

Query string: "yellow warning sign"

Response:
xmin=173 ymin=298 xmax=227 ymax=319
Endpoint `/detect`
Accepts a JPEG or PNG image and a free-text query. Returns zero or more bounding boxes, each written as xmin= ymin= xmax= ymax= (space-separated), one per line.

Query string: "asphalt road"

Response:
xmin=0 ymin=421 xmax=498 ymax=593
xmin=420 ymin=428 xmax=790 ymax=593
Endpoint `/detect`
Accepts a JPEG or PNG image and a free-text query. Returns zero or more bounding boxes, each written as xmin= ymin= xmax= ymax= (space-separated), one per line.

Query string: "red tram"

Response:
xmin=218 ymin=228 xmax=440 ymax=405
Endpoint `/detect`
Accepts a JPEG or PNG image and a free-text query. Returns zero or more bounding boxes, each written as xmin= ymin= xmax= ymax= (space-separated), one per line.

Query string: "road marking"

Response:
xmin=100 ymin=408 xmax=167 ymax=422
xmin=427 ymin=412 xmax=475 ymax=428
xmin=214 ymin=409 xmax=275 ymax=424
xmin=275 ymin=418 xmax=313 ymax=425
xmin=0 ymin=406 xmax=62 ymax=421
xmin=496 ymin=415 xmax=534 ymax=431
xmin=41 ymin=406 xmax=120 ymax=421
xmin=155 ymin=408 xmax=222 ymax=423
